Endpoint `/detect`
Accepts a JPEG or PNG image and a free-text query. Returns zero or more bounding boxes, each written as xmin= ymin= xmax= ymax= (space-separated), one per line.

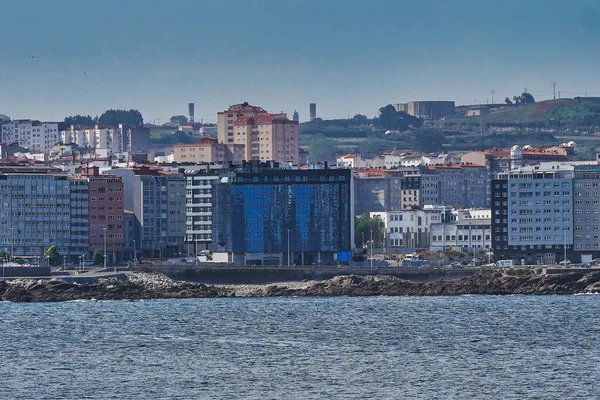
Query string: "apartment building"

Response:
xmin=111 ymin=167 xmax=186 ymax=257
xmin=233 ymin=114 xmax=299 ymax=164
xmin=493 ymin=163 xmax=574 ymax=264
xmin=572 ymin=164 xmax=600 ymax=253
xmin=183 ymin=164 xmax=223 ymax=253
xmin=82 ymin=168 xmax=125 ymax=263
xmin=430 ymin=209 xmax=492 ymax=251
xmin=1 ymin=120 xmax=60 ymax=151
xmin=61 ymin=124 xmax=148 ymax=156
xmin=217 ymin=102 xmax=268 ymax=144
xmin=353 ymin=169 xmax=390 ymax=215
xmin=422 ymin=164 xmax=491 ymax=208
xmin=371 ymin=206 xmax=443 ymax=253
xmin=0 ymin=166 xmax=75 ymax=259
xmin=69 ymin=176 xmax=89 ymax=260
xmin=336 ymin=153 xmax=385 ymax=169
xmin=173 ymin=138 xmax=244 ymax=164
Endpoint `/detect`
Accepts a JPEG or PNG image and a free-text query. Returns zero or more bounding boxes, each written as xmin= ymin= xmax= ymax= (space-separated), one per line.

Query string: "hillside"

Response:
xmin=450 ymin=97 xmax=600 ymax=125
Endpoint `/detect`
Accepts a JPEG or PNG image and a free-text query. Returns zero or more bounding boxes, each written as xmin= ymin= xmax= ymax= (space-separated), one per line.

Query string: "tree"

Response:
xmin=98 ymin=109 xmax=144 ymax=127
xmin=64 ymin=114 xmax=97 ymax=126
xmin=511 ymin=92 xmax=535 ymax=105
xmin=93 ymin=250 xmax=104 ymax=266
xmin=520 ymin=92 xmax=535 ymax=104
xmin=410 ymin=130 xmax=445 ymax=153
xmin=354 ymin=213 xmax=386 ymax=249
xmin=505 ymin=97 xmax=513 ymax=105
xmin=307 ymin=134 xmax=340 ymax=163
xmin=375 ymin=105 xmax=422 ymax=131
xmin=351 ymin=114 xmax=369 ymax=125
xmin=43 ymin=246 xmax=61 ymax=267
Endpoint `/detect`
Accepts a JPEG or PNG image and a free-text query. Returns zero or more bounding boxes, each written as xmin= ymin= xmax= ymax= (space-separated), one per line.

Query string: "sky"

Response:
xmin=0 ymin=0 xmax=599 ymax=123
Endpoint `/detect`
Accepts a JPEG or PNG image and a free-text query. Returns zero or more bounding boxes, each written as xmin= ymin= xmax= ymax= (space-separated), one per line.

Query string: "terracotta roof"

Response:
xmin=233 ymin=113 xmax=297 ymax=126
xmin=173 ymin=138 xmax=219 ymax=148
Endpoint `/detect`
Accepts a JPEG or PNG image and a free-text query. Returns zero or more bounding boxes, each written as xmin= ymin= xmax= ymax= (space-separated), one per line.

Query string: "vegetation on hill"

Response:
xmin=449 ymin=98 xmax=600 ymax=127
xmin=64 ymin=109 xmax=144 ymax=127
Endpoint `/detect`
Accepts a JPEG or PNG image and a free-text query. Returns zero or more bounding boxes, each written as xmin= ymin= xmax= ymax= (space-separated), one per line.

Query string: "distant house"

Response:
xmin=466 ymin=106 xmax=490 ymax=117
xmin=170 ymin=115 xmax=188 ymax=127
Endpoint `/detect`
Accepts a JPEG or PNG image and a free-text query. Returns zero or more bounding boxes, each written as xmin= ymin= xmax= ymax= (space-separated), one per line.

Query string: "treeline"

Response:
xmin=64 ymin=109 xmax=144 ymax=127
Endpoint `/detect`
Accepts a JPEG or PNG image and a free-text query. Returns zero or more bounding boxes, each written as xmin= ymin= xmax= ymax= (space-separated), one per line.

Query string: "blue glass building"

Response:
xmin=212 ymin=162 xmax=354 ymax=265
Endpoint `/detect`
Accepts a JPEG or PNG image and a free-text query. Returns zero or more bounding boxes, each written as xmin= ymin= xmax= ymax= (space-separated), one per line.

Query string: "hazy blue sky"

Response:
xmin=0 ymin=0 xmax=599 ymax=122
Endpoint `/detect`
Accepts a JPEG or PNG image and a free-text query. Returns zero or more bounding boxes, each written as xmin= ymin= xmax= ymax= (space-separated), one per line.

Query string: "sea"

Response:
xmin=1 ymin=295 xmax=599 ymax=399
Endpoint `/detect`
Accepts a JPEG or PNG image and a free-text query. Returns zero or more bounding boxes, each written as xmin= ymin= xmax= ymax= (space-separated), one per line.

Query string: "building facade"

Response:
xmin=233 ymin=114 xmax=299 ymax=164
xmin=430 ymin=209 xmax=492 ymax=251
xmin=61 ymin=125 xmax=125 ymax=155
xmin=1 ymin=120 xmax=59 ymax=151
xmin=173 ymin=138 xmax=243 ymax=164
xmin=183 ymin=165 xmax=222 ymax=253
xmin=83 ymin=168 xmax=125 ymax=263
xmin=422 ymin=164 xmax=491 ymax=208
xmin=392 ymin=101 xmax=455 ymax=120
xmin=111 ymin=167 xmax=186 ymax=257
xmin=0 ymin=166 xmax=76 ymax=260
xmin=371 ymin=206 xmax=442 ymax=253
xmin=212 ymin=162 xmax=354 ymax=265
xmin=217 ymin=102 xmax=268 ymax=145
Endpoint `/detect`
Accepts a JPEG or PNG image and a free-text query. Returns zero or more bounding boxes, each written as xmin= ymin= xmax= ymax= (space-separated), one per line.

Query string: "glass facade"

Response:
xmin=213 ymin=166 xmax=352 ymax=255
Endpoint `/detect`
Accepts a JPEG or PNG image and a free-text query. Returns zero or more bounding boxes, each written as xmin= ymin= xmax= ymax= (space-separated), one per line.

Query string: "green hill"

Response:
xmin=451 ymin=98 xmax=600 ymax=125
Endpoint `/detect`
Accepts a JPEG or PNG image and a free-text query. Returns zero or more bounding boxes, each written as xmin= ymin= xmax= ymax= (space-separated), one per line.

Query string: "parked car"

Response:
xmin=558 ymin=260 xmax=571 ymax=266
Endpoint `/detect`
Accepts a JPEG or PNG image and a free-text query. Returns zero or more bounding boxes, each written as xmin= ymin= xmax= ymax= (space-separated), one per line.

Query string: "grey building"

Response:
xmin=572 ymin=164 xmax=600 ymax=253
xmin=111 ymin=167 xmax=186 ymax=257
xmin=0 ymin=166 xmax=75 ymax=260
xmin=69 ymin=176 xmax=89 ymax=259
xmin=422 ymin=164 xmax=490 ymax=208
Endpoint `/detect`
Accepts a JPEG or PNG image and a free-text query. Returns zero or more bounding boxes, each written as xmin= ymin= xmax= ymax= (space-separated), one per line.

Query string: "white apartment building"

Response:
xmin=61 ymin=125 xmax=124 ymax=155
xmin=371 ymin=206 xmax=442 ymax=252
xmin=430 ymin=209 xmax=492 ymax=251
xmin=184 ymin=166 xmax=223 ymax=252
xmin=336 ymin=153 xmax=385 ymax=169
xmin=1 ymin=120 xmax=60 ymax=151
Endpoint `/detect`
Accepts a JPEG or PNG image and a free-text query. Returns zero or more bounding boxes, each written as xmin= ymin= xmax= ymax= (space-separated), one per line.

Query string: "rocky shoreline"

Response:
xmin=2 ymin=271 xmax=600 ymax=302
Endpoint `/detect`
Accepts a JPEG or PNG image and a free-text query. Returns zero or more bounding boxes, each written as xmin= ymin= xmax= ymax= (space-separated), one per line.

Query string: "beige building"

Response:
xmin=233 ymin=114 xmax=299 ymax=164
xmin=217 ymin=102 xmax=268 ymax=144
xmin=173 ymin=137 xmax=244 ymax=164
xmin=392 ymin=101 xmax=455 ymax=120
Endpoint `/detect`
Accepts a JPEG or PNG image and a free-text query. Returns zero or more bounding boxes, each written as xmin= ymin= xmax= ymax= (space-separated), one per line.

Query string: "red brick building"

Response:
xmin=83 ymin=167 xmax=125 ymax=263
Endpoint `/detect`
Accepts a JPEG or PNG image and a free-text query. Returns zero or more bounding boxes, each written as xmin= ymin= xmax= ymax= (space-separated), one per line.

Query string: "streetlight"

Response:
xmin=287 ymin=229 xmax=291 ymax=266
xmin=9 ymin=227 xmax=13 ymax=263
xmin=133 ymin=239 xmax=137 ymax=266
xmin=370 ymin=229 xmax=373 ymax=268
xmin=103 ymin=227 xmax=107 ymax=269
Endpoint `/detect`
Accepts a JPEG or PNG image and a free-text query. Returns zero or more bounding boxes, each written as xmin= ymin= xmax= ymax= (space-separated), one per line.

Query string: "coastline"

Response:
xmin=2 ymin=270 xmax=600 ymax=302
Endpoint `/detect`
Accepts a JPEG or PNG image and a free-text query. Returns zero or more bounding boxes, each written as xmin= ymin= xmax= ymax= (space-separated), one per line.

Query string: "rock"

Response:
xmin=2 ymin=271 xmax=600 ymax=302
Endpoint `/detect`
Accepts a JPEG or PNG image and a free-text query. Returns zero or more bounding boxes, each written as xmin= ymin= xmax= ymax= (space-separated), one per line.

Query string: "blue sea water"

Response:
xmin=1 ymin=295 xmax=599 ymax=399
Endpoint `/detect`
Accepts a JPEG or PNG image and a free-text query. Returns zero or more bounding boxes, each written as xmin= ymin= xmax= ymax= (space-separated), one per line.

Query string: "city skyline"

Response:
xmin=0 ymin=0 xmax=599 ymax=122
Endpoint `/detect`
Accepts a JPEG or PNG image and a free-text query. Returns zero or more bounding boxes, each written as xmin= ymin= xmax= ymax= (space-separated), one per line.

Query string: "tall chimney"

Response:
xmin=188 ymin=103 xmax=195 ymax=123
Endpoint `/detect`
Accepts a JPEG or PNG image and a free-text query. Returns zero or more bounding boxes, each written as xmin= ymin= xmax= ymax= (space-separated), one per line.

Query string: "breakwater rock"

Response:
xmin=2 ymin=271 xmax=600 ymax=302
